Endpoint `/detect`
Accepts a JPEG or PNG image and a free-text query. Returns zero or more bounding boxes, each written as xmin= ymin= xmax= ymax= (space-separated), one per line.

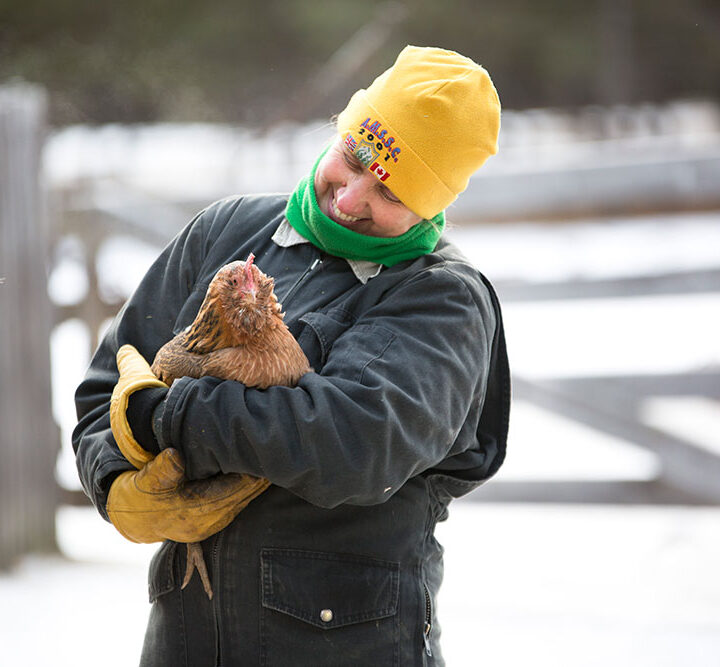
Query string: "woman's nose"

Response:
xmin=336 ymin=173 xmax=373 ymax=217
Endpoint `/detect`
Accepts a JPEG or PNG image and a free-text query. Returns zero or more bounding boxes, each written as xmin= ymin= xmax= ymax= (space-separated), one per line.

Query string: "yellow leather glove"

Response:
xmin=110 ymin=344 xmax=169 ymax=469
xmin=107 ymin=343 xmax=271 ymax=544
xmin=107 ymin=448 xmax=271 ymax=543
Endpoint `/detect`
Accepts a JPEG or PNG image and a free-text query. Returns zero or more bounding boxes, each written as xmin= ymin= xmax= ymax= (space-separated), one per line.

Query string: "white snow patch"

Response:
xmin=446 ymin=211 xmax=720 ymax=283
xmin=502 ymin=293 xmax=720 ymax=379
xmin=500 ymin=401 xmax=660 ymax=481
xmin=436 ymin=503 xmax=720 ymax=667
xmin=641 ymin=397 xmax=720 ymax=457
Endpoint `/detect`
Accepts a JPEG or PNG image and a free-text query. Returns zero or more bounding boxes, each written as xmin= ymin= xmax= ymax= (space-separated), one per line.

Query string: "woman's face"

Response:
xmin=313 ymin=137 xmax=423 ymax=238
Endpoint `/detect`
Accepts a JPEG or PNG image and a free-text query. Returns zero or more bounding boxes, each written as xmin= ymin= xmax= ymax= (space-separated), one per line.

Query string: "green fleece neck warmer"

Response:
xmin=285 ymin=149 xmax=445 ymax=267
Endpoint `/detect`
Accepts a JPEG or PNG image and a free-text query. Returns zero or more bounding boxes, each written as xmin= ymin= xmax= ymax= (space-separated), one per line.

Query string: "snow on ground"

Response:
xmin=437 ymin=503 xmax=720 ymax=667
xmin=0 ymin=555 xmax=151 ymax=667
xmin=3 ymin=208 xmax=718 ymax=666
xmin=2 ymin=502 xmax=720 ymax=667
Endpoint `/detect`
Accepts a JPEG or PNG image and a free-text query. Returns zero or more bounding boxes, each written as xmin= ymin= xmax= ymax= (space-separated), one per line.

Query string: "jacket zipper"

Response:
xmin=212 ymin=532 xmax=224 ymax=667
xmin=423 ymin=582 xmax=433 ymax=657
xmin=281 ymin=256 xmax=322 ymax=308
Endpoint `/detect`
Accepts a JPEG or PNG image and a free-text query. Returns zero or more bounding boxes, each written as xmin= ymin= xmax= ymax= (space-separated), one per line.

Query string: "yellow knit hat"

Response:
xmin=337 ymin=45 xmax=501 ymax=219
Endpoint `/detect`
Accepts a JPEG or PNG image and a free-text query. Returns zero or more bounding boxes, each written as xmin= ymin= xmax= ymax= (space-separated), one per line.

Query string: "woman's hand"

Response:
xmin=110 ymin=344 xmax=169 ymax=469
xmin=106 ymin=447 xmax=270 ymax=544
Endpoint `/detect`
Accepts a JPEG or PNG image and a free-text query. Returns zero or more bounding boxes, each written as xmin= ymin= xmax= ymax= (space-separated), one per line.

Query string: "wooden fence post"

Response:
xmin=0 ymin=82 xmax=59 ymax=568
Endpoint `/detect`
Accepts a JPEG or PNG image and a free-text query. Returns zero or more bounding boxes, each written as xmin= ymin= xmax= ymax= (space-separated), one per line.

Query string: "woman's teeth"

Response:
xmin=332 ymin=198 xmax=361 ymax=223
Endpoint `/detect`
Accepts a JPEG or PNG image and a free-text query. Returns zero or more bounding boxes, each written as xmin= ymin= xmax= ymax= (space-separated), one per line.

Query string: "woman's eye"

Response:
xmin=342 ymin=152 xmax=363 ymax=171
xmin=380 ymin=188 xmax=401 ymax=204
xmin=340 ymin=148 xmax=400 ymax=203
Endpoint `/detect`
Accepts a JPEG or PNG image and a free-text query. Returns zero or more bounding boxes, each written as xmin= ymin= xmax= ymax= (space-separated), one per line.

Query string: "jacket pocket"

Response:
xmin=148 ymin=540 xmax=178 ymax=603
xmin=260 ymin=548 xmax=400 ymax=666
xmin=330 ymin=323 xmax=396 ymax=385
xmin=296 ymin=308 xmax=354 ymax=370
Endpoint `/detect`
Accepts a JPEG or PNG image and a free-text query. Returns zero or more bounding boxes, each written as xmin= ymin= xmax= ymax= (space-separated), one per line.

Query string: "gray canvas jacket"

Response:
xmin=73 ymin=194 xmax=510 ymax=666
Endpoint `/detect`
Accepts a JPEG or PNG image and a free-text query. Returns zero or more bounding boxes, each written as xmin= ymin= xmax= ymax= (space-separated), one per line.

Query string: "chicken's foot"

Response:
xmin=182 ymin=542 xmax=213 ymax=599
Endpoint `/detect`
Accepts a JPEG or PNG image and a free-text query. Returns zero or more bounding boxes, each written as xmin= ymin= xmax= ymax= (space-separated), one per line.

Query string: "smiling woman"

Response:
xmin=73 ymin=45 xmax=508 ymax=666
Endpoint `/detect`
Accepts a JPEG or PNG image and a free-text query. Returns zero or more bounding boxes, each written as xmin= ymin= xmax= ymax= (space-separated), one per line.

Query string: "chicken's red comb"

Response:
xmin=244 ymin=253 xmax=255 ymax=289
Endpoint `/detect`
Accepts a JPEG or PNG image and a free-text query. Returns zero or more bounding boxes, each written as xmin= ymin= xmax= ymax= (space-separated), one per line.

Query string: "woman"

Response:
xmin=73 ymin=45 xmax=510 ymax=666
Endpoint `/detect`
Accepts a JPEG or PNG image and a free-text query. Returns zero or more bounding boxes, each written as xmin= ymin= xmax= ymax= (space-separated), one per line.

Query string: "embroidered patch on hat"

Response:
xmin=369 ymin=162 xmax=390 ymax=182
xmin=354 ymin=139 xmax=379 ymax=167
xmin=344 ymin=134 xmax=357 ymax=152
xmin=358 ymin=117 xmax=402 ymax=163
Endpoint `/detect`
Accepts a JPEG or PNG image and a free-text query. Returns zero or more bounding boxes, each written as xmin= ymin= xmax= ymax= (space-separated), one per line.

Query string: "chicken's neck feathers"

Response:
xmin=183 ymin=291 xmax=298 ymax=356
xmin=182 ymin=293 xmax=235 ymax=353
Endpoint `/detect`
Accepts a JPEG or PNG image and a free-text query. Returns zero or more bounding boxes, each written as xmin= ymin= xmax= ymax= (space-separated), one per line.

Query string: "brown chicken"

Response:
xmin=151 ymin=253 xmax=312 ymax=599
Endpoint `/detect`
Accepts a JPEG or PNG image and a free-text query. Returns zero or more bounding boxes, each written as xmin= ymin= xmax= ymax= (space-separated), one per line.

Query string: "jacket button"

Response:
xmin=320 ymin=609 xmax=333 ymax=623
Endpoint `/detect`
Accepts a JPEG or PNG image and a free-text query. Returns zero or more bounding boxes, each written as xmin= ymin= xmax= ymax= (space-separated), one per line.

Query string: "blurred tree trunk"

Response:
xmin=596 ymin=0 xmax=634 ymax=104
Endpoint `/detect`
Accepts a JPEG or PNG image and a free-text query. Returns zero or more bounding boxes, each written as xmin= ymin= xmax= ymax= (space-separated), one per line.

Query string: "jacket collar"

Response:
xmin=272 ymin=219 xmax=383 ymax=284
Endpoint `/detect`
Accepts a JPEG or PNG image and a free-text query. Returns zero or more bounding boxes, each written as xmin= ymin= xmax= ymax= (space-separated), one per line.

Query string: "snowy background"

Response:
xmin=2 ymin=113 xmax=720 ymax=666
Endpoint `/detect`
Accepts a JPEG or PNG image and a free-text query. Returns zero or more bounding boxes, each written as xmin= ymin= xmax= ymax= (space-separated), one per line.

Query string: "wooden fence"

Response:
xmin=0 ymin=83 xmax=59 ymax=568
xmin=19 ymin=98 xmax=720 ymax=527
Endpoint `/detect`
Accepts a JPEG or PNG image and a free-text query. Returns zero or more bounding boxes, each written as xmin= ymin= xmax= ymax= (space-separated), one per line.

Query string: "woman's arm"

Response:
xmin=153 ymin=264 xmax=499 ymax=508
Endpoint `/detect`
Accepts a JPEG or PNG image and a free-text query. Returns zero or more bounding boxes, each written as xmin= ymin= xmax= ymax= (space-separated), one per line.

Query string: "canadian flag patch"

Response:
xmin=369 ymin=162 xmax=390 ymax=182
